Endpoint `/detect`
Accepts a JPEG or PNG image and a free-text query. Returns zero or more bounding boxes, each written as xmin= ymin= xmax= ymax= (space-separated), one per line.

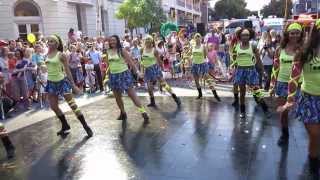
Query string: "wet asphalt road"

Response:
xmin=0 ymin=96 xmax=314 ymax=180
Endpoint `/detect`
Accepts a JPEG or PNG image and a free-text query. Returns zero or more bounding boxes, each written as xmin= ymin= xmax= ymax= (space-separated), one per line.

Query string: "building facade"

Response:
xmin=293 ymin=0 xmax=320 ymax=15
xmin=0 ymin=0 xmax=126 ymax=40
xmin=161 ymin=0 xmax=207 ymax=26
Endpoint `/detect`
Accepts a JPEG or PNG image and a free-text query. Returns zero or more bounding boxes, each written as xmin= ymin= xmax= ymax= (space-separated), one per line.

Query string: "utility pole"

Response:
xmin=96 ymin=0 xmax=102 ymax=36
xmin=285 ymin=0 xmax=288 ymax=20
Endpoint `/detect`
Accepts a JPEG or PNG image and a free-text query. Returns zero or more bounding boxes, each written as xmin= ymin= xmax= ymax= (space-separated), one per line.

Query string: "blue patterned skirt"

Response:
xmin=207 ymin=62 xmax=215 ymax=70
xmin=46 ymin=78 xmax=72 ymax=96
xmin=109 ymin=70 xmax=134 ymax=92
xmin=191 ymin=62 xmax=209 ymax=76
xmin=233 ymin=66 xmax=259 ymax=86
xmin=144 ymin=64 xmax=163 ymax=82
xmin=296 ymin=92 xmax=320 ymax=124
xmin=276 ymin=81 xmax=288 ymax=98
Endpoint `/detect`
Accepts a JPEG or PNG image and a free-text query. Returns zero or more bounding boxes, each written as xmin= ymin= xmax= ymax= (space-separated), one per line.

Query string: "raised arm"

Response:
xmin=287 ymin=54 xmax=303 ymax=102
xmin=270 ymin=47 xmax=281 ymax=90
xmin=122 ymin=49 xmax=139 ymax=74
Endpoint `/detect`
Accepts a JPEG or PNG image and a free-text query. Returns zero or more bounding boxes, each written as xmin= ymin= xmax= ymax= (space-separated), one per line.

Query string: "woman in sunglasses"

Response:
xmin=270 ymin=23 xmax=304 ymax=146
xmin=232 ymin=28 xmax=269 ymax=118
xmin=279 ymin=20 xmax=320 ymax=177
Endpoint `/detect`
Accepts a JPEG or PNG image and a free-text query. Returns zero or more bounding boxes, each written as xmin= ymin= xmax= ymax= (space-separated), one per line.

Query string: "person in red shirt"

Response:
xmin=8 ymin=52 xmax=16 ymax=72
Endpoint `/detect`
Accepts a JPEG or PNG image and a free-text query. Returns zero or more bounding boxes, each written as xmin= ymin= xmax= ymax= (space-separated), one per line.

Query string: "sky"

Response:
xmin=209 ymin=0 xmax=271 ymax=11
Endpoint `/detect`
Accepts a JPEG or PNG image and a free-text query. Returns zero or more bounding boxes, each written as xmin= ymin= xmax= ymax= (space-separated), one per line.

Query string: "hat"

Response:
xmin=316 ymin=19 xmax=320 ymax=29
xmin=287 ymin=23 xmax=302 ymax=32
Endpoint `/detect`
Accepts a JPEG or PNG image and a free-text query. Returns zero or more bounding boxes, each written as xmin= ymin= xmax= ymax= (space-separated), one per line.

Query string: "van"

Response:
xmin=262 ymin=17 xmax=284 ymax=33
xmin=224 ymin=19 xmax=261 ymax=35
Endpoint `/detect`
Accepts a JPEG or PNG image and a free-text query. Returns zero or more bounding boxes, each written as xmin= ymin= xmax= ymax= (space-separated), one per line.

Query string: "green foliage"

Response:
xmin=214 ymin=0 xmax=250 ymax=19
xmin=116 ymin=0 xmax=167 ymax=32
xmin=261 ymin=0 xmax=293 ymax=18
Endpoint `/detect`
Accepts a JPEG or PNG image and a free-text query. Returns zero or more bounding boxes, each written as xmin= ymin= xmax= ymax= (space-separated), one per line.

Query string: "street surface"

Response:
xmin=0 ymin=82 xmax=314 ymax=180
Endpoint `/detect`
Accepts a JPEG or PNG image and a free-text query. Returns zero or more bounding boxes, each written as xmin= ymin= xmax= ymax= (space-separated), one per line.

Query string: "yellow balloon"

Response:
xmin=27 ymin=33 xmax=36 ymax=43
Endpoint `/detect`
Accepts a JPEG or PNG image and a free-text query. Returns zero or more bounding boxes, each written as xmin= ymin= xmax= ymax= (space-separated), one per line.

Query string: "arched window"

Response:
xmin=14 ymin=1 xmax=40 ymax=16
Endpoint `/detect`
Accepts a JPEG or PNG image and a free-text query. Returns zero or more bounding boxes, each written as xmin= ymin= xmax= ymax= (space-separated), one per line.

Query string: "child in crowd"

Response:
xmin=37 ymin=64 xmax=48 ymax=108
xmin=85 ymin=58 xmax=96 ymax=93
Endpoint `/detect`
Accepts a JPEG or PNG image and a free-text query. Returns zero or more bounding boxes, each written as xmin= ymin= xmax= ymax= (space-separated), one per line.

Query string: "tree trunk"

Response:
xmin=130 ymin=28 xmax=134 ymax=39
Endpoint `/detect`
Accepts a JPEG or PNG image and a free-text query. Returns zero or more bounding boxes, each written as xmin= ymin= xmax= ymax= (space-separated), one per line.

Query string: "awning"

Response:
xmin=65 ymin=0 xmax=94 ymax=6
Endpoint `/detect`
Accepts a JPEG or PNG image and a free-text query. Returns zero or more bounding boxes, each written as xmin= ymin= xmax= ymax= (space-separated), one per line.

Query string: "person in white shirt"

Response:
xmin=258 ymin=32 xmax=274 ymax=90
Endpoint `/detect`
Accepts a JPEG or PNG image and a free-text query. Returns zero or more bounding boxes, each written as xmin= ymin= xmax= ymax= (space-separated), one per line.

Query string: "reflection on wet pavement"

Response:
xmin=0 ymin=97 xmax=313 ymax=180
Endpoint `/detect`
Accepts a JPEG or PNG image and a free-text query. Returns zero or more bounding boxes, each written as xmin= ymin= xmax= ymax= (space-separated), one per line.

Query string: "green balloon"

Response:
xmin=160 ymin=22 xmax=179 ymax=37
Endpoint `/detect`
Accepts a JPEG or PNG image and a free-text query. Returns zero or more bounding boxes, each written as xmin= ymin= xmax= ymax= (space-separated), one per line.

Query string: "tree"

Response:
xmin=261 ymin=0 xmax=293 ymax=18
xmin=214 ymin=0 xmax=250 ymax=19
xmin=116 ymin=0 xmax=166 ymax=34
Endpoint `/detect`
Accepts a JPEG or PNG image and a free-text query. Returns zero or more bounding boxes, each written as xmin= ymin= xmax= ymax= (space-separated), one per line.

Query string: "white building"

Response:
xmin=161 ymin=0 xmax=205 ymax=26
xmin=0 ymin=0 xmax=126 ymax=41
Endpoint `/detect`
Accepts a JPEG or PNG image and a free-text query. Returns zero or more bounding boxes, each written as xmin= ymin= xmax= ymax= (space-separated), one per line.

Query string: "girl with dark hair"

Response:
xmin=279 ymin=20 xmax=320 ymax=177
xmin=270 ymin=23 xmax=304 ymax=146
xmin=232 ymin=28 xmax=269 ymax=118
xmin=191 ymin=33 xmax=221 ymax=101
xmin=106 ymin=35 xmax=149 ymax=124
xmin=140 ymin=35 xmax=181 ymax=107
xmin=45 ymin=34 xmax=93 ymax=137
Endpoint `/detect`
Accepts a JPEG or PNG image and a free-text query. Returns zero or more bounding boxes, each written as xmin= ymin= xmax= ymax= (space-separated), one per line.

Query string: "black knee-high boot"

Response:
xmin=278 ymin=127 xmax=289 ymax=146
xmin=212 ymin=90 xmax=221 ymax=102
xmin=240 ymin=104 xmax=246 ymax=118
xmin=57 ymin=114 xmax=71 ymax=136
xmin=172 ymin=93 xmax=181 ymax=106
xmin=232 ymin=93 xmax=239 ymax=107
xmin=147 ymin=96 xmax=156 ymax=107
xmin=253 ymin=95 xmax=270 ymax=117
xmin=197 ymin=88 xmax=202 ymax=99
xmin=117 ymin=112 xmax=127 ymax=121
xmin=1 ymin=136 xmax=15 ymax=159
xmin=309 ymin=156 xmax=320 ymax=177
xmin=77 ymin=115 xmax=93 ymax=137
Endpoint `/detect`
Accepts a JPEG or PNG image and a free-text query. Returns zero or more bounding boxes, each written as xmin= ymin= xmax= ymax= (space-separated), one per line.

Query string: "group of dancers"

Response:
xmin=1 ymin=20 xmax=320 ymax=177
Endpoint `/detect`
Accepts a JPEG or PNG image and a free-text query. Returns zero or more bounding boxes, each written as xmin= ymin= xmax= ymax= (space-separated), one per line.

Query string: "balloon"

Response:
xmin=27 ymin=33 xmax=36 ymax=44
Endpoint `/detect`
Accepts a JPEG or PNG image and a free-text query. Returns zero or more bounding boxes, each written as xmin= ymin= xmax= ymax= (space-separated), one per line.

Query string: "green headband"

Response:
xmin=287 ymin=23 xmax=302 ymax=32
xmin=49 ymin=35 xmax=59 ymax=44
xmin=316 ymin=19 xmax=320 ymax=29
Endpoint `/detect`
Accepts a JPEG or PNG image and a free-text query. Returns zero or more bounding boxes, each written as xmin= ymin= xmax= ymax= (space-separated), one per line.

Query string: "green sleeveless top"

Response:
xmin=302 ymin=57 xmax=320 ymax=95
xmin=278 ymin=50 xmax=294 ymax=82
xmin=108 ymin=50 xmax=128 ymax=74
xmin=46 ymin=52 xmax=65 ymax=82
xmin=235 ymin=44 xmax=255 ymax=67
xmin=141 ymin=48 xmax=156 ymax=68
xmin=192 ymin=45 xmax=205 ymax=64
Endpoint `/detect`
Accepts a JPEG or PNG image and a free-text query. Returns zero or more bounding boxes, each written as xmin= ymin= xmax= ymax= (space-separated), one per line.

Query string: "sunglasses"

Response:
xmin=289 ymin=31 xmax=301 ymax=36
xmin=241 ymin=34 xmax=250 ymax=37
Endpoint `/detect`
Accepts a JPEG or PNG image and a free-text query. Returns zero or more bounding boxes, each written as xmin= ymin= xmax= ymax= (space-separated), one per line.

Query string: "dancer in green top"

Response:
xmin=191 ymin=33 xmax=221 ymax=101
xmin=141 ymin=35 xmax=181 ymax=107
xmin=232 ymin=28 xmax=270 ymax=118
xmin=270 ymin=22 xmax=303 ymax=146
xmin=279 ymin=20 xmax=320 ymax=177
xmin=45 ymin=34 xmax=93 ymax=138
xmin=105 ymin=35 xmax=149 ymax=125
